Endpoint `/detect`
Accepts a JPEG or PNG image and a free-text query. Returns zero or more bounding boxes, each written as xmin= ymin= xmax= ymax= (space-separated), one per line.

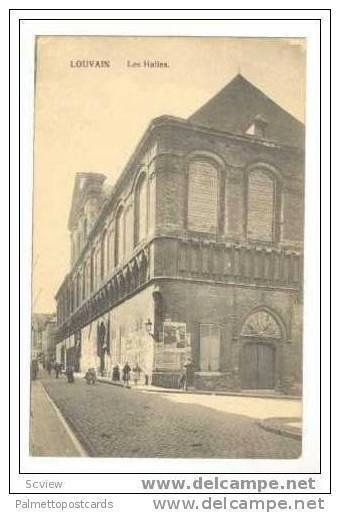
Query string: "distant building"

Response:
xmin=31 ymin=313 xmax=57 ymax=363
xmin=55 ymin=74 xmax=304 ymax=393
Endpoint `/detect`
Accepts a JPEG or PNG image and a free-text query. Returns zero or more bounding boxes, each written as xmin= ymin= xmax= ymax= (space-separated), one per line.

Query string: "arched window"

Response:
xmin=187 ymin=160 xmax=219 ymax=233
xmin=135 ymin=173 xmax=148 ymax=244
xmin=100 ymin=231 xmax=106 ymax=281
xmin=247 ymin=169 xmax=276 ymax=242
xmin=77 ymin=231 xmax=81 ymax=256
xmin=74 ymin=278 xmax=78 ymax=309
xmin=115 ymin=206 xmax=125 ymax=266
xmin=71 ymin=236 xmax=76 ymax=264
xmin=82 ymin=266 xmax=86 ymax=300
xmin=70 ymin=283 xmax=74 ymax=312
xmin=90 ymin=250 xmax=95 ymax=293
xmin=83 ymin=217 xmax=87 ymax=241
xmin=76 ymin=274 xmax=81 ymax=307
xmin=125 ymin=204 xmax=134 ymax=257
xmin=106 ymin=228 xmax=113 ymax=274
xmin=95 ymin=247 xmax=101 ymax=288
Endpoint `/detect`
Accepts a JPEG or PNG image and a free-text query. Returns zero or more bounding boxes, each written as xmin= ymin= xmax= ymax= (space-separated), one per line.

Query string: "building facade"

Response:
xmin=55 ymin=75 xmax=304 ymax=394
xmin=32 ymin=313 xmax=57 ymax=363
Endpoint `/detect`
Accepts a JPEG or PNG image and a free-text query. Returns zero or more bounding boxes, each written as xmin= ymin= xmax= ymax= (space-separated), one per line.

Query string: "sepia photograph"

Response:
xmin=30 ymin=36 xmax=305 ymax=460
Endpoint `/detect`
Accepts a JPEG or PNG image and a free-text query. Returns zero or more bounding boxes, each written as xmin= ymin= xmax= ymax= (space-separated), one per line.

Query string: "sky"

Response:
xmin=32 ymin=36 xmax=305 ymax=313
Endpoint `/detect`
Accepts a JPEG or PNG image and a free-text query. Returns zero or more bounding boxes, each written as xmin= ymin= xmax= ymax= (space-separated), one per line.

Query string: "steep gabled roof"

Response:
xmin=188 ymin=74 xmax=304 ymax=148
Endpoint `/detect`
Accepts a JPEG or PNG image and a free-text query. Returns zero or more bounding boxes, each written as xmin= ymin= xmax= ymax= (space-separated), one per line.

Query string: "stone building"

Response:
xmin=55 ymin=74 xmax=304 ymax=393
xmin=31 ymin=313 xmax=57 ymax=363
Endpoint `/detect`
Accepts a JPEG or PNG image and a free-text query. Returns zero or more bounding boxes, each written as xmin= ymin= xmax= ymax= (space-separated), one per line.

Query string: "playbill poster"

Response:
xmin=10 ymin=12 xmax=330 ymax=501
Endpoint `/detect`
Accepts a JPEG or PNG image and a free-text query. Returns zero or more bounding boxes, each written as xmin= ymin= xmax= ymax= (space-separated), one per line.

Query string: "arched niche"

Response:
xmin=239 ymin=309 xmax=285 ymax=390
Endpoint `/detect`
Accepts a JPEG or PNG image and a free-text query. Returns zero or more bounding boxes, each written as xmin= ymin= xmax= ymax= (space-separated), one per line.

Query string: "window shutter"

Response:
xmin=247 ymin=170 xmax=274 ymax=242
xmin=199 ymin=324 xmax=221 ymax=371
xmin=188 ymin=161 xmax=218 ymax=233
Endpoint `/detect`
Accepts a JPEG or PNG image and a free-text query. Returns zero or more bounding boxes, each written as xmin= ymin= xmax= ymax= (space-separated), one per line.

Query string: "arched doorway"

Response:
xmin=239 ymin=310 xmax=282 ymax=390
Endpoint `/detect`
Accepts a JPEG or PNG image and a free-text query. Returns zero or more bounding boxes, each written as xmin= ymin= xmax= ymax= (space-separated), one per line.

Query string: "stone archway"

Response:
xmin=239 ymin=310 xmax=282 ymax=390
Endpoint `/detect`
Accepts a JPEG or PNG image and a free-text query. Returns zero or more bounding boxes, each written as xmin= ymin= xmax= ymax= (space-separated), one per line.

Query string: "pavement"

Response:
xmin=35 ymin=374 xmax=302 ymax=459
xmin=30 ymin=379 xmax=83 ymax=457
xmin=97 ymin=376 xmax=301 ymax=400
xmin=258 ymin=417 xmax=302 ymax=440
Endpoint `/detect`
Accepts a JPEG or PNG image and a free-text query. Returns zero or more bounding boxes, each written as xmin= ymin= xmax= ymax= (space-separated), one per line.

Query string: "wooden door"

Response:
xmin=200 ymin=324 xmax=220 ymax=371
xmin=240 ymin=343 xmax=258 ymax=389
xmin=257 ymin=343 xmax=275 ymax=388
xmin=241 ymin=342 xmax=275 ymax=389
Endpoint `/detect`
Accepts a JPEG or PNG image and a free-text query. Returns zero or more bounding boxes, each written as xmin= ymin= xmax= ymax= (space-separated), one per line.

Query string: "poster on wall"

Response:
xmin=163 ymin=322 xmax=186 ymax=347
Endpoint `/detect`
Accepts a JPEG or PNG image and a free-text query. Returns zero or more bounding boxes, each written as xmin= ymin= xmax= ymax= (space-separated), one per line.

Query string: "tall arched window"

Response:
xmin=76 ymin=273 xmax=81 ymax=307
xmin=115 ymin=206 xmax=125 ymax=266
xmin=187 ymin=160 xmax=219 ymax=233
xmin=90 ymin=250 xmax=95 ymax=293
xmin=125 ymin=204 xmax=134 ymax=257
xmin=83 ymin=217 xmax=87 ymax=241
xmin=135 ymin=173 xmax=148 ymax=244
xmin=100 ymin=231 xmax=106 ymax=281
xmin=106 ymin=228 xmax=112 ymax=274
xmin=82 ymin=266 xmax=86 ymax=300
xmin=77 ymin=232 xmax=81 ymax=256
xmin=247 ymin=169 xmax=276 ymax=242
xmin=95 ymin=247 xmax=101 ymax=288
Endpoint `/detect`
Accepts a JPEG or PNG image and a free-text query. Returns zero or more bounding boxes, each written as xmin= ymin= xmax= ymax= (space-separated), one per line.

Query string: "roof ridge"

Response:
xmin=189 ymin=73 xmax=304 ymax=127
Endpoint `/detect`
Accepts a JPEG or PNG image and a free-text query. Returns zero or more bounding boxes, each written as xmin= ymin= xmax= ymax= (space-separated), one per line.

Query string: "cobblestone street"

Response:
xmin=39 ymin=375 xmax=301 ymax=459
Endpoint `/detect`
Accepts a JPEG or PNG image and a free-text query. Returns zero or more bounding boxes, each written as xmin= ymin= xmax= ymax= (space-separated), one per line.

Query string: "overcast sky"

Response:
xmin=33 ymin=36 xmax=305 ymax=313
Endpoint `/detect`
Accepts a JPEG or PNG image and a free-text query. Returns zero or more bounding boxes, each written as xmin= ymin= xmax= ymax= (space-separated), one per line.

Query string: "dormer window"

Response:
xmin=246 ymin=114 xmax=268 ymax=139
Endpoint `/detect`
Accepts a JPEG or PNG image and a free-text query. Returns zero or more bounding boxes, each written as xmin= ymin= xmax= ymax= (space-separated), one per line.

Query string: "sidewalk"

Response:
xmin=258 ymin=417 xmax=302 ymax=440
xmin=97 ymin=376 xmax=301 ymax=400
xmin=30 ymin=379 xmax=85 ymax=457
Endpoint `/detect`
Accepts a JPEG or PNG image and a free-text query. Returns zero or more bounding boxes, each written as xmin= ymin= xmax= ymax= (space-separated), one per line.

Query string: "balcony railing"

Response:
xmin=174 ymin=239 xmax=302 ymax=287
xmin=56 ymin=237 xmax=302 ymax=342
xmin=56 ymin=247 xmax=150 ymax=341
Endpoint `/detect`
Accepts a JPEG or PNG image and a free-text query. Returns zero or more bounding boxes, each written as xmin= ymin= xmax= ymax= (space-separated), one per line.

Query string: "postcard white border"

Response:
xmin=9 ymin=10 xmax=330 ymax=493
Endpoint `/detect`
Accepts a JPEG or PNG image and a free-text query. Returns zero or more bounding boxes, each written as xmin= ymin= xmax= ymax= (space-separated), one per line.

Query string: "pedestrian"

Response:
xmin=85 ymin=368 xmax=96 ymax=384
xmin=182 ymin=357 xmax=194 ymax=391
xmin=65 ymin=365 xmax=74 ymax=383
xmin=46 ymin=360 xmax=52 ymax=375
xmin=55 ymin=362 xmax=62 ymax=379
xmin=112 ymin=364 xmax=120 ymax=382
xmin=132 ymin=363 xmax=141 ymax=386
xmin=122 ymin=362 xmax=131 ymax=387
xmin=178 ymin=372 xmax=186 ymax=390
xmin=31 ymin=359 xmax=39 ymax=381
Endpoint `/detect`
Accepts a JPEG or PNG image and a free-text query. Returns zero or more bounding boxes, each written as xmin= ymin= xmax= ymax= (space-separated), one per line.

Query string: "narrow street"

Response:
xmin=33 ymin=374 xmax=302 ymax=459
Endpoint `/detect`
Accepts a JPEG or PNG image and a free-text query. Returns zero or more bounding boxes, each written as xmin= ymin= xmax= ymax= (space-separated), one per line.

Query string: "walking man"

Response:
xmin=122 ymin=362 xmax=131 ymax=387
